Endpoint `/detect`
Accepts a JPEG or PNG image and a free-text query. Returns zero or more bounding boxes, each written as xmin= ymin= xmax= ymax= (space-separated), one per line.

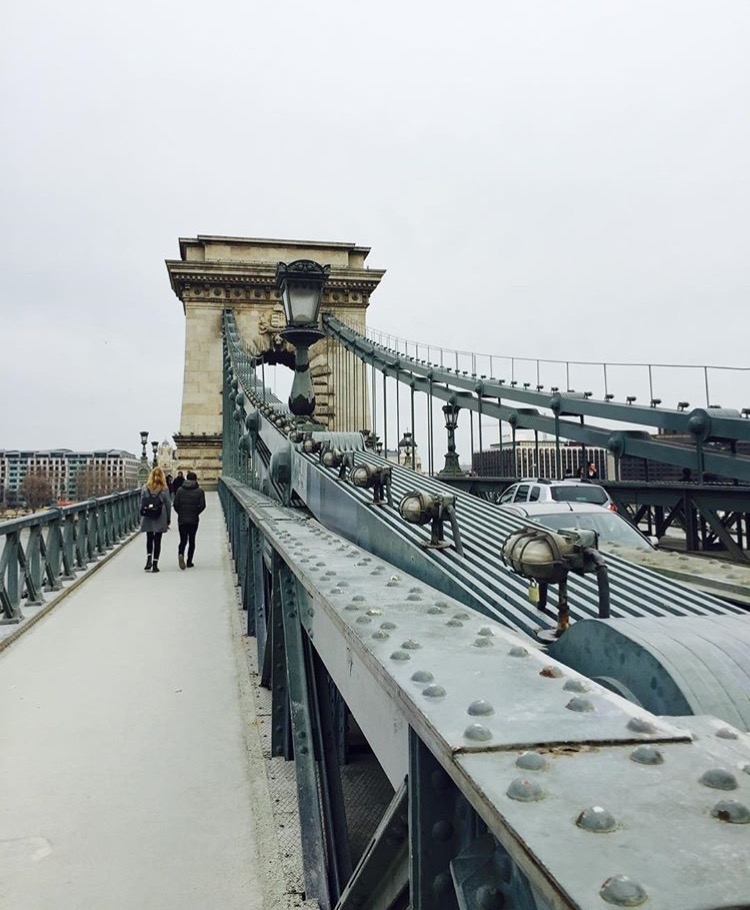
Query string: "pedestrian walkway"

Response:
xmin=0 ymin=494 xmax=292 ymax=910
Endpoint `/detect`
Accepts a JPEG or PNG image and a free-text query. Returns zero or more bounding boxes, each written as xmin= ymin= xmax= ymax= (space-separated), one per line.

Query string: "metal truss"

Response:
xmin=220 ymin=478 xmax=750 ymax=910
xmin=322 ymin=314 xmax=750 ymax=484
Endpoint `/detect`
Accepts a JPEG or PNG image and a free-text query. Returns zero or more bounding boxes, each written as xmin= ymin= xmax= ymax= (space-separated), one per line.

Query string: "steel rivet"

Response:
xmin=386 ymin=581 xmax=400 ymax=587
xmin=427 ymin=606 xmax=444 ymax=614
xmin=433 ymin=872 xmax=452 ymax=895
xmin=352 ymin=594 xmax=366 ymax=602
xmin=401 ymin=639 xmax=421 ymax=650
xmin=464 ymin=723 xmax=493 ymax=742
xmin=475 ymin=885 xmax=503 ymax=910
xmin=630 ymin=745 xmax=664 ymax=765
xmin=406 ymin=594 xmax=423 ymax=601
xmin=717 ymin=727 xmax=739 ymax=740
xmin=381 ymin=622 xmax=396 ymax=630
xmin=473 ymin=638 xmax=494 ymax=648
xmin=509 ymin=646 xmax=529 ymax=657
xmin=576 ymin=806 xmax=617 ymax=833
xmin=390 ymin=651 xmax=410 ymax=661
xmin=468 ymin=700 xmax=494 ymax=716
xmin=390 ymin=575 xmax=401 ymax=582
xmin=563 ymin=678 xmax=589 ymax=693
xmin=477 ymin=627 xmax=494 ymax=637
xmin=516 ymin=752 xmax=547 ymax=771
xmin=337 ymin=581 xmax=348 ymax=588
xmin=431 ymin=819 xmax=453 ymax=841
xmin=356 ymin=616 xmax=372 ymax=625
xmin=409 ymin=587 xmax=422 ymax=594
xmin=411 ymin=670 xmax=434 ymax=683
xmin=366 ymin=608 xmax=383 ymax=616
xmin=700 ymin=769 xmax=739 ymax=791
xmin=507 ymin=778 xmax=544 ymax=802
xmin=566 ymin=697 xmax=595 ymax=713
xmin=627 ymin=717 xmax=656 ymax=734
xmin=453 ymin=611 xmax=469 ymax=620
xmin=423 ymin=685 xmax=447 ymax=699
xmin=446 ymin=620 xmax=463 ymax=628
xmin=712 ymin=800 xmax=750 ymax=824
xmin=344 ymin=604 xmax=360 ymax=611
xmin=540 ymin=666 xmax=563 ymax=678
xmin=371 ymin=630 xmax=389 ymax=640
xmin=599 ymin=875 xmax=648 ymax=906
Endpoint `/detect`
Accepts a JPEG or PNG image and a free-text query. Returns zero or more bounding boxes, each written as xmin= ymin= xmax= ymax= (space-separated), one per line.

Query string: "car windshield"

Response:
xmin=529 ymin=511 xmax=652 ymax=550
xmin=550 ymin=485 xmax=608 ymax=505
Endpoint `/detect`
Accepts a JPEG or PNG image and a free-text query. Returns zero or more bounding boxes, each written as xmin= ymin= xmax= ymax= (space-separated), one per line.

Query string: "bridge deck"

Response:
xmin=0 ymin=495 xmax=285 ymax=910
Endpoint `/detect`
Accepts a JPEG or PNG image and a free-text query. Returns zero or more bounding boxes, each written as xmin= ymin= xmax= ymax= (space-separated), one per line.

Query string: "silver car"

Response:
xmin=496 ymin=501 xmax=653 ymax=550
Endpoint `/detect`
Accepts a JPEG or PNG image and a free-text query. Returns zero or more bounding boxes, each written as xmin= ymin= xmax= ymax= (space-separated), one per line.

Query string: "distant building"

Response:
xmin=472 ymin=435 xmax=608 ymax=480
xmin=0 ymin=449 xmax=139 ymax=504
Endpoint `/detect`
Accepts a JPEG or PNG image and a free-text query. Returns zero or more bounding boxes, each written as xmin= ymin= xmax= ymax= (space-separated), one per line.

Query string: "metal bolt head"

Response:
xmin=464 ymin=723 xmax=493 ymax=742
xmin=507 ymin=778 xmax=544 ymax=802
xmin=468 ymin=699 xmax=495 ymax=716
xmin=700 ymin=769 xmax=739 ymax=791
xmin=712 ymin=800 xmax=750 ymax=824
xmin=566 ymin=697 xmax=595 ymax=713
xmin=599 ymin=875 xmax=648 ymax=906
xmin=576 ymin=806 xmax=617 ymax=833
xmin=630 ymin=745 xmax=664 ymax=765
xmin=411 ymin=670 xmax=434 ymax=683
xmin=516 ymin=751 xmax=548 ymax=772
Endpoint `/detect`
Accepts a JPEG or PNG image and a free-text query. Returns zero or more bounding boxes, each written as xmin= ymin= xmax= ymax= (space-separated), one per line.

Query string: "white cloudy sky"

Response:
xmin=1 ymin=0 xmax=748 ymax=453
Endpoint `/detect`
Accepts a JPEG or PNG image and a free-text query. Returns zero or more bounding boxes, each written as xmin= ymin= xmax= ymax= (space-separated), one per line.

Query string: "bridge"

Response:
xmin=2 ymin=235 xmax=750 ymax=910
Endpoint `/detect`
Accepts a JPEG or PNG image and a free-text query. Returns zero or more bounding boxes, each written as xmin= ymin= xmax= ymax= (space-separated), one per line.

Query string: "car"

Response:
xmin=497 ymin=479 xmax=616 ymax=511
xmin=496 ymin=501 xmax=653 ymax=551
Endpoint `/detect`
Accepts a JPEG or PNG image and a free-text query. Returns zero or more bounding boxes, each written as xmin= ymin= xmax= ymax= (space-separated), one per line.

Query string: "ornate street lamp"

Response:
xmin=138 ymin=431 xmax=150 ymax=484
xmin=398 ymin=430 xmax=416 ymax=469
xmin=151 ymin=440 xmax=159 ymax=467
xmin=276 ymin=259 xmax=331 ymax=430
xmin=439 ymin=399 xmax=465 ymax=477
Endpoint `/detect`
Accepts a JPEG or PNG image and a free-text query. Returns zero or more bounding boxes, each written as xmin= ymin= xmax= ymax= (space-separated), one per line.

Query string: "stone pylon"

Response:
xmin=166 ymin=236 xmax=385 ymax=487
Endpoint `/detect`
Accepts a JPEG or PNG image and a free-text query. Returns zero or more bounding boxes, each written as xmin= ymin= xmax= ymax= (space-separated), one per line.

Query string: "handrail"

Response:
xmin=0 ymin=489 xmax=141 ymax=624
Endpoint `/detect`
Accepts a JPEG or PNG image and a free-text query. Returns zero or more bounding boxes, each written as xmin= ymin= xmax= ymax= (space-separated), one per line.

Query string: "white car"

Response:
xmin=497 ymin=479 xmax=616 ymax=511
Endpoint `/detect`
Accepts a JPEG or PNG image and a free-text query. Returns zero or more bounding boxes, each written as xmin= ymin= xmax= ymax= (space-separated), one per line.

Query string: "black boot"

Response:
xmin=152 ymin=560 xmax=160 ymax=573
xmin=144 ymin=555 xmax=153 ymax=571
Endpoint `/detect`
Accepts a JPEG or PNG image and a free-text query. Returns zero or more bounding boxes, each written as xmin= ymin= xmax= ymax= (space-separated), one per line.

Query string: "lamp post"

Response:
xmin=151 ymin=441 xmax=159 ymax=468
xmin=136 ymin=430 xmax=150 ymax=484
xmin=439 ymin=399 xmax=465 ymax=477
xmin=276 ymin=259 xmax=330 ymax=431
xmin=398 ymin=430 xmax=416 ymax=469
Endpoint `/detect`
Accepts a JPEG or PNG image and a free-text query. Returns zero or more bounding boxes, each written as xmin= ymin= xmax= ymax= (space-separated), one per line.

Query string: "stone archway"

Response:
xmin=165 ymin=236 xmax=385 ymax=486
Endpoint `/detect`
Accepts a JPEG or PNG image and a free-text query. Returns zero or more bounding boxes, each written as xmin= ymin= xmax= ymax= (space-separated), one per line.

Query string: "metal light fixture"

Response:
xmin=398 ymin=491 xmax=464 ymax=555
xmin=351 ymin=463 xmax=392 ymax=507
xmin=276 ymin=259 xmax=330 ymax=427
xmin=502 ymin=526 xmax=610 ymax=639
xmin=439 ymin=399 xmax=464 ymax=477
xmin=151 ymin=440 xmax=159 ymax=467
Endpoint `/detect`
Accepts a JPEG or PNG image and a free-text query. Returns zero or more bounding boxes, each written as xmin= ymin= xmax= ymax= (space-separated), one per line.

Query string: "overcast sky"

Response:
xmin=2 ymin=0 xmax=748 ymax=453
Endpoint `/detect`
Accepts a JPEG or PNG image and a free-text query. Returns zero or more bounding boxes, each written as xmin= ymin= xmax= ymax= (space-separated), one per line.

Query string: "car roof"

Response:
xmin=498 ymin=502 xmax=611 ymax=517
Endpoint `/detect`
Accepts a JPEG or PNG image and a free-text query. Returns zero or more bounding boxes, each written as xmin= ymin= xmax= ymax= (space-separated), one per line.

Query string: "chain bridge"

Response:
xmin=3 ymin=236 xmax=750 ymax=910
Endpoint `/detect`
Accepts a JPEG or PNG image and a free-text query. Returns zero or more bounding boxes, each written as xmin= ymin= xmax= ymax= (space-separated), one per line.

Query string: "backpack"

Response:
xmin=140 ymin=491 xmax=163 ymax=519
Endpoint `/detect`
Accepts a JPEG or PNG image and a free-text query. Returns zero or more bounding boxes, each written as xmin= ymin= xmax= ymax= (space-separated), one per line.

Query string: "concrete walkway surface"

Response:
xmin=0 ymin=494 xmax=286 ymax=910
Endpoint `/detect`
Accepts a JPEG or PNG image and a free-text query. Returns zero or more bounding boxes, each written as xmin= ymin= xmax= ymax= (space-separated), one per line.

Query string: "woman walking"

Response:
xmin=140 ymin=466 xmax=171 ymax=573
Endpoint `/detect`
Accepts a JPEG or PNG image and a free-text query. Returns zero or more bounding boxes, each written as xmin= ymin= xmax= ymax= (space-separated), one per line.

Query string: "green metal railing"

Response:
xmin=0 ymin=490 xmax=141 ymax=624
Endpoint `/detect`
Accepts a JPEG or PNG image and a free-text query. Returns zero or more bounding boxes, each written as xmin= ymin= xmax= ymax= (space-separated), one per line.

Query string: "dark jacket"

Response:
xmin=172 ymin=474 xmax=185 ymax=495
xmin=139 ymin=485 xmax=172 ymax=533
xmin=173 ymin=480 xmax=206 ymax=525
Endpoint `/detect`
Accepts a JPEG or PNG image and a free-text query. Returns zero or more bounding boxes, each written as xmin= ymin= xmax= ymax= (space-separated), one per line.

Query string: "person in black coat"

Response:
xmin=173 ymin=471 xmax=206 ymax=569
xmin=171 ymin=470 xmax=185 ymax=497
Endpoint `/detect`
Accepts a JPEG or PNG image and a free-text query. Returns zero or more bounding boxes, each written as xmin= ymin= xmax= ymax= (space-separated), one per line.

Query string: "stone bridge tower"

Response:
xmin=166 ymin=236 xmax=385 ymax=486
